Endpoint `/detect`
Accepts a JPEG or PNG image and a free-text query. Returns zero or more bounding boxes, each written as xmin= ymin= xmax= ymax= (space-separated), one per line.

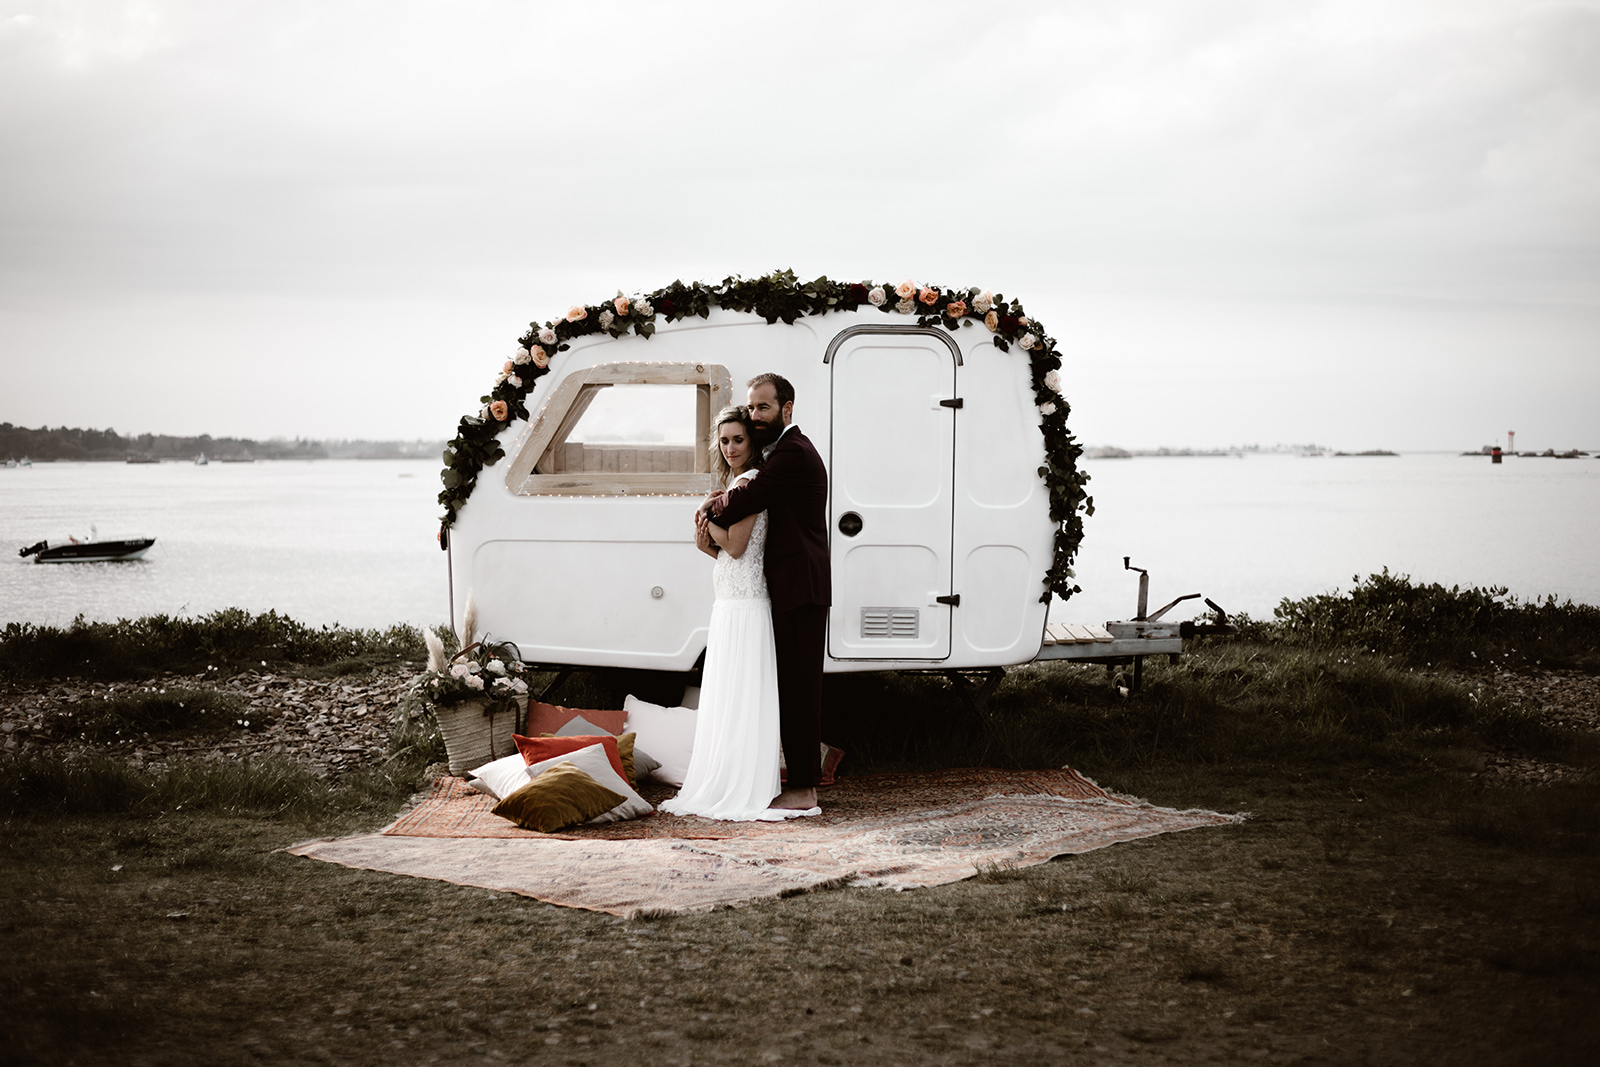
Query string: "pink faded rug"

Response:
xmin=285 ymin=768 xmax=1242 ymax=917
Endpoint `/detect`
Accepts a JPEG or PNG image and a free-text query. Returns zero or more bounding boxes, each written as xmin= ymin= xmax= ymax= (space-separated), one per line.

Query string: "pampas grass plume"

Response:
xmin=424 ymin=628 xmax=446 ymax=673
xmin=460 ymin=594 xmax=478 ymax=649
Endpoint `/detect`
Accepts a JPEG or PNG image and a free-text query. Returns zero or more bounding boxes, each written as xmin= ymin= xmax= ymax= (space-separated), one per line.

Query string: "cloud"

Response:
xmin=0 ymin=0 xmax=1595 ymax=442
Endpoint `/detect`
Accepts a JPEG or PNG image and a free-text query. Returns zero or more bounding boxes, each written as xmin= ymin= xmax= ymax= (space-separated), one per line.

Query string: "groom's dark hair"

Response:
xmin=747 ymin=372 xmax=794 ymax=409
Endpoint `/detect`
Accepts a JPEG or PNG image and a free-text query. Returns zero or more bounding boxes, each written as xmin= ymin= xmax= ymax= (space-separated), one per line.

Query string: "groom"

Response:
xmin=709 ymin=373 xmax=830 ymax=810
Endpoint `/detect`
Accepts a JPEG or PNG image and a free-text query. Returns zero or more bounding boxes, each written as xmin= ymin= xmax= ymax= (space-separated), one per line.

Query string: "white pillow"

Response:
xmin=679 ymin=685 xmax=701 ymax=710
xmin=622 ymin=694 xmax=698 ymax=786
xmin=468 ymin=752 xmax=537 ymax=801
xmin=523 ymin=742 xmax=653 ymax=824
xmin=553 ymin=715 xmax=614 ymax=738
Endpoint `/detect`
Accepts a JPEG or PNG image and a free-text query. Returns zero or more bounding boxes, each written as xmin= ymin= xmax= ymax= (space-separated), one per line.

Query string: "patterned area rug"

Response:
xmin=285 ymin=768 xmax=1242 ymax=917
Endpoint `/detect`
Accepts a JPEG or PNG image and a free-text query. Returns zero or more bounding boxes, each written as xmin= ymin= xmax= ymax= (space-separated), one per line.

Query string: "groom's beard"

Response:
xmin=749 ymin=418 xmax=781 ymax=448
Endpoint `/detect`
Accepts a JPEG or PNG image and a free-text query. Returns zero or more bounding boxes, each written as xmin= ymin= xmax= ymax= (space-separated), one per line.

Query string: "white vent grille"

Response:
xmin=861 ymin=607 xmax=919 ymax=640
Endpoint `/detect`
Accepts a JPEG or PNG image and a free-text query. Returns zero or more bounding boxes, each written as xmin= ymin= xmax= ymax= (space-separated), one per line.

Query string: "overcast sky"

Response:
xmin=2 ymin=0 xmax=1596 ymax=451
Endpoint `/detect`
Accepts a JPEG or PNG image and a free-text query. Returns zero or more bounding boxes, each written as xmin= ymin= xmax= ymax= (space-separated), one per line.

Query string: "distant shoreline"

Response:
xmin=1 ymin=422 xmax=444 ymax=464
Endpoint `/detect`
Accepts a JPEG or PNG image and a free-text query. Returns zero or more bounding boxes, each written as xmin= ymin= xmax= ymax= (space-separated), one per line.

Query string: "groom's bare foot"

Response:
xmin=772 ymin=787 xmax=818 ymax=810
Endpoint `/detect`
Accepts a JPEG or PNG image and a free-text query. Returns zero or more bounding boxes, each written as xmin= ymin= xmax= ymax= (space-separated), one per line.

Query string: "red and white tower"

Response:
xmin=1508 ymin=430 xmax=1515 ymax=453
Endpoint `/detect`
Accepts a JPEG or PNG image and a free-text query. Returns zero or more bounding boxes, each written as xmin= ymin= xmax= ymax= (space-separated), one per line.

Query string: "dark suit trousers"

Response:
xmin=771 ymin=604 xmax=826 ymax=789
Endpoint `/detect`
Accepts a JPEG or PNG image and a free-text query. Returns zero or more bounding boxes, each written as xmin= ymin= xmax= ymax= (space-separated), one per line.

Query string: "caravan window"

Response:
xmin=538 ymin=384 xmax=698 ymax=474
xmin=504 ymin=361 xmax=733 ymax=496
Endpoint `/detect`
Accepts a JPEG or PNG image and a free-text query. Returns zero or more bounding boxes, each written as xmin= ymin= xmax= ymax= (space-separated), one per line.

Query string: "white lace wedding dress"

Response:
xmin=661 ymin=475 xmax=819 ymax=821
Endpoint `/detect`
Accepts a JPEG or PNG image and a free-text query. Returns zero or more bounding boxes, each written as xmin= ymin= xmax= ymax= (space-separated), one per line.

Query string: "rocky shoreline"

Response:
xmin=0 ymin=668 xmax=412 ymax=779
xmin=3 ymin=665 xmax=1596 ymax=787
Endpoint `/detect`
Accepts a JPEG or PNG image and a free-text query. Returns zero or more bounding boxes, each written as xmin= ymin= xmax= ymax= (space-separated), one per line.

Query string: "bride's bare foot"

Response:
xmin=772 ymin=787 xmax=818 ymax=810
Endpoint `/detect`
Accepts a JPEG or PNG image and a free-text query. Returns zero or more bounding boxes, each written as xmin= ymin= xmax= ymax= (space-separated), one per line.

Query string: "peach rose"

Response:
xmin=565 ymin=305 xmax=587 ymax=323
xmin=895 ymin=279 xmax=916 ymax=300
xmin=531 ymin=346 xmax=550 ymax=368
xmin=489 ymin=399 xmax=509 ymax=421
xmin=538 ymin=326 xmax=557 ymax=345
xmin=918 ymin=286 xmax=939 ymax=306
xmin=503 ymin=360 xmax=516 ymax=374
xmin=945 ymin=300 xmax=967 ymax=318
xmin=613 ymin=296 xmax=630 ymax=316
xmin=1018 ymin=316 xmax=1029 ymax=327
xmin=985 ymin=310 xmax=999 ymax=331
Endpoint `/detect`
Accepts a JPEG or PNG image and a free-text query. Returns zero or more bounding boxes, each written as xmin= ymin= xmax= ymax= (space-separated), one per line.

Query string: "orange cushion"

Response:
xmin=513 ymin=733 xmax=627 ymax=783
xmin=525 ymin=700 xmax=628 ymax=737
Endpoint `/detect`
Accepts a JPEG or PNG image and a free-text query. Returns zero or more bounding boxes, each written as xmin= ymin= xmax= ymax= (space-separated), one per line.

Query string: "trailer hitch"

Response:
xmin=1112 ymin=558 xmax=1237 ymax=689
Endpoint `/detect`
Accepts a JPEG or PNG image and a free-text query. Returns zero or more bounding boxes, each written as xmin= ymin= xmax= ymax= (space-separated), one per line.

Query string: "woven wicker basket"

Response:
xmin=435 ymin=697 xmax=523 ymax=775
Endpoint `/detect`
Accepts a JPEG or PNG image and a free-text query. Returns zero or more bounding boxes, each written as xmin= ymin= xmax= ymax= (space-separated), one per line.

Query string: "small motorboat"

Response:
xmin=19 ymin=527 xmax=155 ymax=563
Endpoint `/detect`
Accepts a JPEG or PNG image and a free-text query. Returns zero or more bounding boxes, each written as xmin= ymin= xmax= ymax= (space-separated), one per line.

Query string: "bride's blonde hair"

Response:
xmin=708 ymin=404 xmax=762 ymax=486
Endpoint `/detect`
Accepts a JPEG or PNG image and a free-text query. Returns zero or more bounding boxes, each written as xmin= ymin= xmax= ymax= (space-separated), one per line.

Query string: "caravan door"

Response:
xmin=826 ymin=326 xmax=958 ymax=660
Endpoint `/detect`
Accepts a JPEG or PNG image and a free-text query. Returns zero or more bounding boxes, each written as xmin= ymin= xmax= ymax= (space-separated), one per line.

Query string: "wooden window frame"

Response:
xmin=504 ymin=361 xmax=733 ymax=496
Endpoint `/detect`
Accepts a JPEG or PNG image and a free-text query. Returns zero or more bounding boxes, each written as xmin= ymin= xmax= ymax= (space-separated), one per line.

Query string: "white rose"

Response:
xmin=867 ymin=286 xmax=887 ymax=306
xmin=1044 ymin=369 xmax=1061 ymax=392
xmin=1039 ymin=401 xmax=1057 ymax=415
xmin=449 ymin=662 xmax=472 ymax=679
xmin=508 ymin=373 xmax=522 ymax=388
xmin=973 ymin=290 xmax=994 ymax=314
xmin=1020 ymin=332 xmax=1038 ymax=350
xmin=599 ymin=309 xmax=615 ymax=329
xmin=512 ymin=347 xmax=530 ymax=365
xmin=464 ymin=673 xmax=485 ymax=690
xmin=895 ymin=298 xmax=915 ymax=314
xmin=635 ymin=299 xmax=653 ymax=317
xmin=538 ymin=326 xmax=557 ymax=345
xmin=510 ymin=677 xmax=528 ymax=693
xmin=485 ymin=658 xmax=506 ymax=675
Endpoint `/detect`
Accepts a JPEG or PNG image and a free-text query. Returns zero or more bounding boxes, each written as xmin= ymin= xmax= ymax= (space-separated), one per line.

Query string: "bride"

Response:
xmin=660 ymin=405 xmax=818 ymax=821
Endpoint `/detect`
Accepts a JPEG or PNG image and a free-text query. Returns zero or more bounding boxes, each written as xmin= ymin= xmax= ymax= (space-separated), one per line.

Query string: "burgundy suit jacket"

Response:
xmin=713 ymin=426 xmax=831 ymax=612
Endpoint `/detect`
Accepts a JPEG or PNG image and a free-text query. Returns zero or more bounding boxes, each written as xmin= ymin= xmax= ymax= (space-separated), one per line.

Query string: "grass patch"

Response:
xmin=43 ymin=687 xmax=252 ymax=743
xmin=0 ymin=749 xmax=424 ymax=819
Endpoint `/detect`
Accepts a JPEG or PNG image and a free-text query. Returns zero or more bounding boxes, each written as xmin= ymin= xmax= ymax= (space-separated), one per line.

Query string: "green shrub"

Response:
xmin=1236 ymin=570 xmax=1600 ymax=670
xmin=0 ymin=609 xmax=427 ymax=681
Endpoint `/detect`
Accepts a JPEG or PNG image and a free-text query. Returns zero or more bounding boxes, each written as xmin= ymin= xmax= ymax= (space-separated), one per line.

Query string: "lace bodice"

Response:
xmin=712 ymin=475 xmax=768 ymax=602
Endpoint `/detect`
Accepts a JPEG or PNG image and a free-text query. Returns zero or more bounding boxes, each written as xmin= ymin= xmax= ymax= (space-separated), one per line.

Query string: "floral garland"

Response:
xmin=438 ymin=269 xmax=1092 ymax=603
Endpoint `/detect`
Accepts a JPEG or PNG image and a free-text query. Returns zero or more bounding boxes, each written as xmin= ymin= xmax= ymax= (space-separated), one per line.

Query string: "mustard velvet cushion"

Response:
xmin=521 ymin=743 xmax=654 ymax=825
xmin=491 ymin=762 xmax=626 ymax=833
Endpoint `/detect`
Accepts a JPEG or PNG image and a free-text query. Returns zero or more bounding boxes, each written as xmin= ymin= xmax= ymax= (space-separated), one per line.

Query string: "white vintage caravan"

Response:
xmin=439 ymin=276 xmax=1151 ymax=679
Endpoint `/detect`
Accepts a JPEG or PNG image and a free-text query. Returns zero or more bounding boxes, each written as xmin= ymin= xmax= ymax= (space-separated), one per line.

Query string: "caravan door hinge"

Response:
xmin=936 ymin=594 xmax=961 ymax=607
xmin=939 ymin=398 xmax=964 ymax=409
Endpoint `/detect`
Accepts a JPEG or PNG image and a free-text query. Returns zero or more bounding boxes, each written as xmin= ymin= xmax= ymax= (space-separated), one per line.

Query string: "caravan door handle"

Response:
xmin=838 ymin=512 xmax=863 ymax=537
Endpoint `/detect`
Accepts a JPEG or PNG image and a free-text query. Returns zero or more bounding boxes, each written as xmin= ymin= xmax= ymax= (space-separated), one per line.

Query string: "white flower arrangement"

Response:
xmin=408 ymin=600 xmax=529 ymax=709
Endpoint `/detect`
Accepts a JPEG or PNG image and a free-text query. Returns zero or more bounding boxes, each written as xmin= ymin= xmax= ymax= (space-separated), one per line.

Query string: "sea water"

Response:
xmin=1 ymin=453 xmax=1596 ymax=632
